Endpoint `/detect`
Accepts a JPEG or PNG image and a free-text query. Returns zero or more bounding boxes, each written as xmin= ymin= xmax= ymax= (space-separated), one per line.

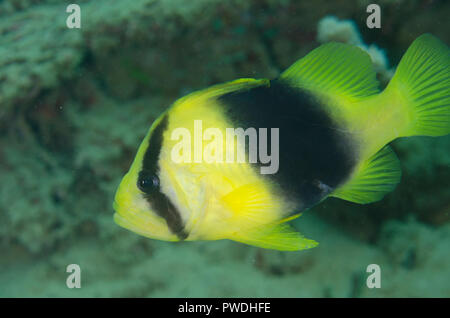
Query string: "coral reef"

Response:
xmin=0 ymin=0 xmax=448 ymax=297
xmin=2 ymin=215 xmax=448 ymax=297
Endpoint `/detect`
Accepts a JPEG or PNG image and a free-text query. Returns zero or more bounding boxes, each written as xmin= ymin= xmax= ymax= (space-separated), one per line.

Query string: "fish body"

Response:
xmin=114 ymin=34 xmax=449 ymax=250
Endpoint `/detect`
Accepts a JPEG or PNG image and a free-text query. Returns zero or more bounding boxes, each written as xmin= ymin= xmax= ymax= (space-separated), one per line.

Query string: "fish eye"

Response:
xmin=137 ymin=171 xmax=160 ymax=194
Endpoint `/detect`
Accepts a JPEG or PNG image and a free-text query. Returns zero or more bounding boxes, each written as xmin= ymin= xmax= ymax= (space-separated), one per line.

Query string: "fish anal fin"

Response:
xmin=331 ymin=145 xmax=401 ymax=204
xmin=231 ymin=222 xmax=318 ymax=251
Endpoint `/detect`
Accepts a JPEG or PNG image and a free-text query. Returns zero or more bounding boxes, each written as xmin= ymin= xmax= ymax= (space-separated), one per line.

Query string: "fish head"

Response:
xmin=112 ymin=109 xmax=212 ymax=242
xmin=113 ymin=166 xmax=182 ymax=242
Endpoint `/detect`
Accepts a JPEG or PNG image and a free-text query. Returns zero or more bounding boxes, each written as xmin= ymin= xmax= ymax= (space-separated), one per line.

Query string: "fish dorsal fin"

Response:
xmin=331 ymin=146 xmax=401 ymax=204
xmin=231 ymin=221 xmax=318 ymax=251
xmin=221 ymin=183 xmax=318 ymax=251
xmin=280 ymin=42 xmax=380 ymax=102
xmin=174 ymin=78 xmax=269 ymax=106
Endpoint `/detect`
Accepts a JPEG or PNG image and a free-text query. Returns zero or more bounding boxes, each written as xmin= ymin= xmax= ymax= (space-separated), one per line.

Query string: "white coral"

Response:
xmin=317 ymin=16 xmax=394 ymax=83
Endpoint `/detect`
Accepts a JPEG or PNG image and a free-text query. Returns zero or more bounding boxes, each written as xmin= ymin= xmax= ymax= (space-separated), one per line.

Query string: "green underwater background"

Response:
xmin=0 ymin=0 xmax=449 ymax=297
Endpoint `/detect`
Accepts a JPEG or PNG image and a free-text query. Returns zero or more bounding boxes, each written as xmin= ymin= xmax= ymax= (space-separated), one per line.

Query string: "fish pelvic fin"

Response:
xmin=220 ymin=183 xmax=317 ymax=251
xmin=384 ymin=34 xmax=450 ymax=137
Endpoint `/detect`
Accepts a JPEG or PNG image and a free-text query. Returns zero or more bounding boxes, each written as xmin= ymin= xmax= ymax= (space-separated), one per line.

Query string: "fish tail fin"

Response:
xmin=386 ymin=34 xmax=450 ymax=137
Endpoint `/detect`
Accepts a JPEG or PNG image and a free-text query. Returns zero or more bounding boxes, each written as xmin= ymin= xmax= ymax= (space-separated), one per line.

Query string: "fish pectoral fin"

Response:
xmin=220 ymin=183 xmax=317 ymax=251
xmin=221 ymin=182 xmax=280 ymax=218
xmin=280 ymin=41 xmax=379 ymax=102
xmin=331 ymin=145 xmax=401 ymax=204
xmin=230 ymin=221 xmax=318 ymax=251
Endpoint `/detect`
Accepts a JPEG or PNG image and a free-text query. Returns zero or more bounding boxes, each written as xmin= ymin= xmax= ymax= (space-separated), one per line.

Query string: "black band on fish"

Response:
xmin=219 ymin=79 xmax=357 ymax=209
xmin=142 ymin=115 xmax=168 ymax=176
xmin=139 ymin=114 xmax=188 ymax=240
xmin=145 ymin=191 xmax=188 ymax=240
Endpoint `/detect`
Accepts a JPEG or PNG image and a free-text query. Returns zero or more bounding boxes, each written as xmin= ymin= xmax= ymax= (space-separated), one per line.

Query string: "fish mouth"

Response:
xmin=112 ymin=200 xmax=127 ymax=226
xmin=113 ymin=199 xmax=119 ymax=212
xmin=112 ymin=198 xmax=131 ymax=221
xmin=113 ymin=199 xmax=126 ymax=217
xmin=113 ymin=208 xmax=179 ymax=242
xmin=112 ymin=192 xmax=181 ymax=242
xmin=113 ymin=211 xmax=139 ymax=236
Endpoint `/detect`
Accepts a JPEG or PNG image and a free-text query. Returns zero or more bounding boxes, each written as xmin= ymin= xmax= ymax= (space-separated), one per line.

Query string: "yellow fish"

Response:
xmin=113 ymin=34 xmax=449 ymax=251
